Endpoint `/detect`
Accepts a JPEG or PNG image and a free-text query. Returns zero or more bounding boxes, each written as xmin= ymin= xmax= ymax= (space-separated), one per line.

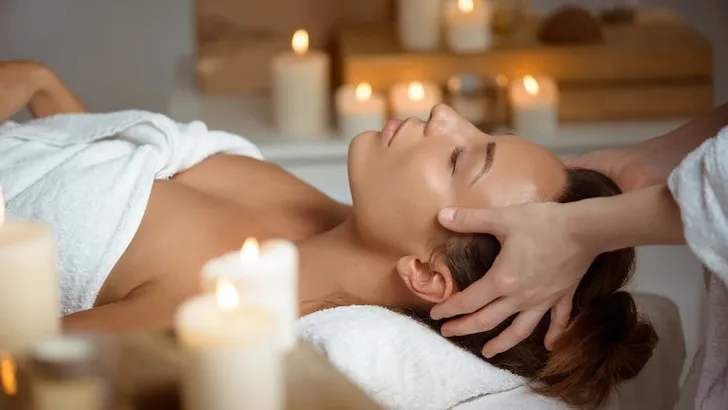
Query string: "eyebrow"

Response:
xmin=469 ymin=142 xmax=496 ymax=187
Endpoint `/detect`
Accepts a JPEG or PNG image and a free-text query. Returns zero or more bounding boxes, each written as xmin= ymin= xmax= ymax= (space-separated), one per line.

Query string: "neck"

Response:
xmin=296 ymin=219 xmax=407 ymax=315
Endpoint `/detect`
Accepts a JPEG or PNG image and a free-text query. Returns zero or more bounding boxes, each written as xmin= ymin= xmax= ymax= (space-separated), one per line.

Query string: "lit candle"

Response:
xmin=509 ymin=75 xmax=559 ymax=139
xmin=390 ymin=82 xmax=443 ymax=121
xmin=271 ymin=29 xmax=330 ymax=139
xmin=397 ymin=0 xmax=442 ymax=51
xmin=175 ymin=280 xmax=283 ymax=410
xmin=201 ymin=238 xmax=299 ymax=352
xmin=445 ymin=0 xmax=492 ymax=52
xmin=335 ymin=83 xmax=386 ymax=140
xmin=0 ymin=188 xmax=60 ymax=354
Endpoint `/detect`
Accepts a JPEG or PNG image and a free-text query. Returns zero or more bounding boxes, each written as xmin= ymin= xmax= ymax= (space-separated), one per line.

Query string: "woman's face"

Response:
xmin=348 ymin=104 xmax=567 ymax=258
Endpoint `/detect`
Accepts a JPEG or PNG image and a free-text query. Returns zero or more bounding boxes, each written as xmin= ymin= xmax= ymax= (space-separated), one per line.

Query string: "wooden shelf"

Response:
xmin=337 ymin=10 xmax=713 ymax=121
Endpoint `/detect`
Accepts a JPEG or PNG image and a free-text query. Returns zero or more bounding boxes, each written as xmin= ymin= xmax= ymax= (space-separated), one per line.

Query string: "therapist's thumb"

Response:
xmin=438 ymin=208 xmax=506 ymax=235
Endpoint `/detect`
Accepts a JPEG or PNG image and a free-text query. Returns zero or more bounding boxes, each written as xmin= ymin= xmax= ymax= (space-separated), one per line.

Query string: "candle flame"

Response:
xmin=216 ymin=278 xmax=239 ymax=312
xmin=523 ymin=76 xmax=540 ymax=96
xmin=0 ymin=351 xmax=17 ymax=397
xmin=0 ymin=187 xmax=4 ymax=227
xmin=408 ymin=82 xmax=425 ymax=102
xmin=292 ymin=30 xmax=309 ymax=55
xmin=355 ymin=83 xmax=372 ymax=102
xmin=240 ymin=238 xmax=259 ymax=263
xmin=458 ymin=0 xmax=474 ymax=13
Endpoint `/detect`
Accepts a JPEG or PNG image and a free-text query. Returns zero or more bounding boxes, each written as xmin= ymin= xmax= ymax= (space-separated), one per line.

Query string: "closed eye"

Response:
xmin=450 ymin=147 xmax=464 ymax=175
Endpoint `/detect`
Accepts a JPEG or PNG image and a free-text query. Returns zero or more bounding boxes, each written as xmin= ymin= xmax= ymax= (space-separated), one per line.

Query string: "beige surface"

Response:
xmin=114 ymin=333 xmax=381 ymax=410
xmin=194 ymin=0 xmax=394 ymax=93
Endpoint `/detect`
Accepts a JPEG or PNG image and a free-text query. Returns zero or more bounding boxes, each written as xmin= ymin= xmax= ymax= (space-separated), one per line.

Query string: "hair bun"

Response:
xmin=534 ymin=291 xmax=658 ymax=408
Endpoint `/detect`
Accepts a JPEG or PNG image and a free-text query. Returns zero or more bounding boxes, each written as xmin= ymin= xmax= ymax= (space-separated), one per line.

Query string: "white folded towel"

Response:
xmin=299 ymin=305 xmax=526 ymax=410
xmin=0 ymin=111 xmax=262 ymax=315
xmin=298 ymin=293 xmax=686 ymax=410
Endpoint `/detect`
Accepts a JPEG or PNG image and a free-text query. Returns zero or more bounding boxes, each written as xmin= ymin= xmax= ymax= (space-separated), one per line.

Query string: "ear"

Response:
xmin=396 ymin=254 xmax=455 ymax=304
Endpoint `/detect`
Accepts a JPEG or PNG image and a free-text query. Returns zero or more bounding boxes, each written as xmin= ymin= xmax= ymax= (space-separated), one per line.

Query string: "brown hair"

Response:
xmin=411 ymin=168 xmax=658 ymax=409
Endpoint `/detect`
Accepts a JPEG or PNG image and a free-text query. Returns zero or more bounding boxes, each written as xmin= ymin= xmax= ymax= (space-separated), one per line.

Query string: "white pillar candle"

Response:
xmin=397 ymin=0 xmax=442 ymax=51
xmin=509 ymin=75 xmax=559 ymax=139
xmin=201 ymin=238 xmax=299 ymax=352
xmin=0 ymin=188 xmax=60 ymax=355
xmin=175 ymin=281 xmax=283 ymax=410
xmin=390 ymin=82 xmax=443 ymax=121
xmin=336 ymin=83 xmax=386 ymax=140
xmin=271 ymin=29 xmax=330 ymax=139
xmin=445 ymin=0 xmax=492 ymax=52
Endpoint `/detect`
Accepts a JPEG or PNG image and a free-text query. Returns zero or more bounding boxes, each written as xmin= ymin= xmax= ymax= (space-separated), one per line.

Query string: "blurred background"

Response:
xmin=0 ymin=0 xmax=725 ymax=113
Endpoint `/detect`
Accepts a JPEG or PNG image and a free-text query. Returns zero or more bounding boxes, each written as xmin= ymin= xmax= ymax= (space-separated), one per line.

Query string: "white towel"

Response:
xmin=668 ymin=125 xmax=728 ymax=410
xmin=0 ymin=110 xmax=262 ymax=315
xmin=298 ymin=293 xmax=685 ymax=410
xmin=298 ymin=305 xmax=524 ymax=410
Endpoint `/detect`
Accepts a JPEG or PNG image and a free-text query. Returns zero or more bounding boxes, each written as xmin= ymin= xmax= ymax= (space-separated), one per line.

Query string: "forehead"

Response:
xmin=458 ymin=136 xmax=567 ymax=208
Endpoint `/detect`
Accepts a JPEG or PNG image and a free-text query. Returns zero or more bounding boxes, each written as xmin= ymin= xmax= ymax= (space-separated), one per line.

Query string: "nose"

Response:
xmin=425 ymin=104 xmax=460 ymax=137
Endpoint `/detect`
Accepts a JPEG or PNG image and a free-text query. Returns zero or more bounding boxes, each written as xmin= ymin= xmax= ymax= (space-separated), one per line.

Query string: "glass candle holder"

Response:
xmin=491 ymin=0 xmax=531 ymax=38
xmin=29 ymin=336 xmax=108 ymax=410
xmin=447 ymin=73 xmax=507 ymax=133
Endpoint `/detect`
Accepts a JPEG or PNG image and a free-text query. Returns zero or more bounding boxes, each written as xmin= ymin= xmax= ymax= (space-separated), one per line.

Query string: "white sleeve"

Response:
xmin=667 ymin=126 xmax=728 ymax=282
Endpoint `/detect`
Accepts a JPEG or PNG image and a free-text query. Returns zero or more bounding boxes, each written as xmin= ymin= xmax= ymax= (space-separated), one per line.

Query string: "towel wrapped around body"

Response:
xmin=0 ymin=111 xmax=262 ymax=315
xmin=668 ymin=125 xmax=728 ymax=410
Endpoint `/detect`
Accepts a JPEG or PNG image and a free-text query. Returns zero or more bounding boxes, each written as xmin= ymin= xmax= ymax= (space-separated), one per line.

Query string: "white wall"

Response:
xmin=0 ymin=0 xmax=193 ymax=113
xmin=0 ymin=0 xmax=725 ymax=112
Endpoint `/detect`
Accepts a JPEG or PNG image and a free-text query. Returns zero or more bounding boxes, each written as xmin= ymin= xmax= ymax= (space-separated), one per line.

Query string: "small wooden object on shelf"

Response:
xmin=338 ymin=9 xmax=712 ymax=122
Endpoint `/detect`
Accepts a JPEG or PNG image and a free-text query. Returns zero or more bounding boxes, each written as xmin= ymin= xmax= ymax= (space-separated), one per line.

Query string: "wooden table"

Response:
xmin=5 ymin=333 xmax=381 ymax=410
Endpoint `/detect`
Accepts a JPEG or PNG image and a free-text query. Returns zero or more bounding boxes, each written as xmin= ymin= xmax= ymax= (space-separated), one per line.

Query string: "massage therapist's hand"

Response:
xmin=565 ymin=147 xmax=666 ymax=192
xmin=430 ymin=204 xmax=599 ymax=358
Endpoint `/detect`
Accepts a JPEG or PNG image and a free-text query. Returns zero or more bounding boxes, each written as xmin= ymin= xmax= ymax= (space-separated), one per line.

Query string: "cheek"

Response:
xmin=351 ymin=152 xmax=451 ymax=255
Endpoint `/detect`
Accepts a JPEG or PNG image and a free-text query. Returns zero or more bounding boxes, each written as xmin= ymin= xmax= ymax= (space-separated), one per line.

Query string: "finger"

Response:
xmin=438 ymin=208 xmax=507 ymax=236
xmin=481 ymin=308 xmax=547 ymax=358
xmin=544 ymin=287 xmax=576 ymax=350
xmin=430 ymin=271 xmax=503 ymax=320
xmin=440 ymin=297 xmax=518 ymax=337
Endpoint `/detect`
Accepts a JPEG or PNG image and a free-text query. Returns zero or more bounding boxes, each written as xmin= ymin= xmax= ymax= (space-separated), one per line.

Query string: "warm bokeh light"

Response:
xmin=0 ymin=187 xmax=4 ymax=227
xmin=0 ymin=351 xmax=17 ymax=397
xmin=292 ymin=30 xmax=309 ymax=55
xmin=458 ymin=0 xmax=474 ymax=13
xmin=355 ymin=83 xmax=372 ymax=102
xmin=496 ymin=74 xmax=509 ymax=88
xmin=216 ymin=279 xmax=239 ymax=312
xmin=240 ymin=238 xmax=259 ymax=264
xmin=524 ymin=76 xmax=540 ymax=95
xmin=408 ymin=82 xmax=425 ymax=102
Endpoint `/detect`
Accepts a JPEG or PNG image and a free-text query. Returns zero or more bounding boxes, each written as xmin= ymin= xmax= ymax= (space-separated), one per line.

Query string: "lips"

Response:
xmin=381 ymin=119 xmax=404 ymax=147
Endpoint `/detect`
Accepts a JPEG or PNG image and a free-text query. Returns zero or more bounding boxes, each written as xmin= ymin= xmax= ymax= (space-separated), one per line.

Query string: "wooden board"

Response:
xmin=117 ymin=333 xmax=382 ymax=410
xmin=5 ymin=333 xmax=381 ymax=410
xmin=195 ymin=0 xmax=394 ymax=94
xmin=338 ymin=10 xmax=713 ymax=121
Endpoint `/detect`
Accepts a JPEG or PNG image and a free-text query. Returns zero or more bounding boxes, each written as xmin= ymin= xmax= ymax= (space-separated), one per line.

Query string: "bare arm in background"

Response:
xmin=0 ymin=60 xmax=86 ymax=122
xmin=567 ymin=102 xmax=728 ymax=192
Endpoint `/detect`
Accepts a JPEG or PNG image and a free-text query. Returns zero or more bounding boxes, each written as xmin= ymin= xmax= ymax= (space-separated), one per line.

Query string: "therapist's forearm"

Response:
xmin=634 ymin=102 xmax=728 ymax=166
xmin=568 ymin=184 xmax=685 ymax=253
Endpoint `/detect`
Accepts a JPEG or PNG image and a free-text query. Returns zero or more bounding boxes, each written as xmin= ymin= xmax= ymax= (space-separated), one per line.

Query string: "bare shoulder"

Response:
xmin=174 ymin=154 xmax=350 ymax=235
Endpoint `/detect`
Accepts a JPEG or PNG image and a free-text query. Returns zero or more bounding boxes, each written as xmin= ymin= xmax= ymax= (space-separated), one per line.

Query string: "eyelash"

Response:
xmin=450 ymin=147 xmax=463 ymax=174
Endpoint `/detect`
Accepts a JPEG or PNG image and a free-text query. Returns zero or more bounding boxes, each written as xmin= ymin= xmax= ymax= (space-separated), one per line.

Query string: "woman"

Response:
xmin=1 ymin=61 xmax=656 ymax=408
